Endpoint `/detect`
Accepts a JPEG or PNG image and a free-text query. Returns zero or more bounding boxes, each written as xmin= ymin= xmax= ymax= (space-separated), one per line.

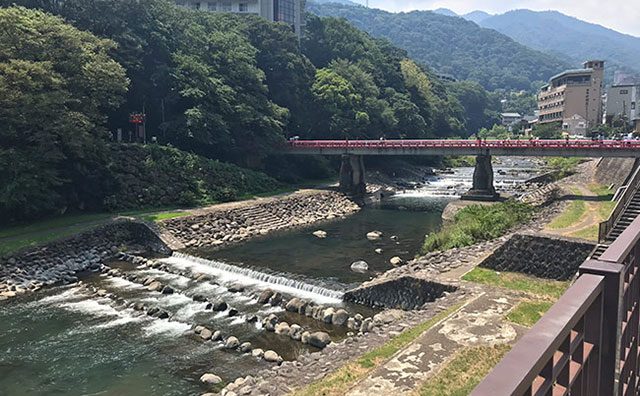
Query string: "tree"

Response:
xmin=0 ymin=6 xmax=129 ymax=221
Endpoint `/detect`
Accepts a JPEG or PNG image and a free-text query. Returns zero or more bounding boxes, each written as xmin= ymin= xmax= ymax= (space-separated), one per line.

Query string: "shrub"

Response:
xmin=422 ymin=201 xmax=533 ymax=253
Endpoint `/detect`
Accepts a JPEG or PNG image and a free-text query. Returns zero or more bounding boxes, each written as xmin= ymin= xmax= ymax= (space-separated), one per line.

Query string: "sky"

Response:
xmin=351 ymin=0 xmax=640 ymax=37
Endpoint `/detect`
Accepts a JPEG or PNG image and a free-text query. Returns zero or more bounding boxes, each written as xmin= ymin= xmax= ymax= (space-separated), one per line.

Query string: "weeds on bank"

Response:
xmin=410 ymin=344 xmax=512 ymax=396
xmin=422 ymin=201 xmax=533 ymax=254
xmin=506 ymin=299 xmax=553 ymax=327
xmin=289 ymin=301 xmax=468 ymax=396
xmin=139 ymin=212 xmax=189 ymax=222
xmin=462 ymin=267 xmax=569 ymax=300
xmin=548 ymin=187 xmax=586 ymax=229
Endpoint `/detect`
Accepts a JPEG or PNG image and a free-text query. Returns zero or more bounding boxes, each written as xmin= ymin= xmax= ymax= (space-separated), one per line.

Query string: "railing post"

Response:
xmin=580 ymin=259 xmax=625 ymax=395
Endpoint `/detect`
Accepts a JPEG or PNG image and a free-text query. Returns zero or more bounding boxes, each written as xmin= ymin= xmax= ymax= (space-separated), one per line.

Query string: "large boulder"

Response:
xmin=269 ymin=292 xmax=283 ymax=306
xmin=366 ymin=231 xmax=383 ymax=241
xmin=373 ymin=310 xmax=405 ymax=326
xmin=147 ymin=281 xmax=163 ymax=292
xmin=308 ymin=332 xmax=331 ymax=348
xmin=257 ymin=289 xmax=274 ymax=304
xmin=322 ymin=307 xmax=335 ymax=324
xmin=285 ymin=298 xmax=308 ymax=314
xmin=263 ymin=350 xmax=283 ymax=364
xmin=312 ymin=230 xmax=327 ymax=239
xmin=390 ymin=256 xmax=404 ymax=266
xmin=350 ymin=261 xmax=369 ymax=273
xmin=239 ymin=342 xmax=252 ymax=353
xmin=275 ymin=322 xmax=291 ymax=336
xmin=289 ymin=324 xmax=303 ymax=341
xmin=211 ymin=330 xmax=223 ymax=341
xmin=211 ymin=300 xmax=227 ymax=311
xmin=331 ymin=309 xmax=349 ymax=327
xmin=263 ymin=314 xmax=278 ymax=332
xmin=251 ymin=348 xmax=264 ymax=358
xmin=200 ymin=373 xmax=222 ymax=386
xmin=224 ymin=336 xmax=240 ymax=349
xmin=200 ymin=328 xmax=213 ymax=340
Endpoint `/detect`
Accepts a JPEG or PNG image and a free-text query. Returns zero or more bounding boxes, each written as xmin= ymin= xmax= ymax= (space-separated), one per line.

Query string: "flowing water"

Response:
xmin=0 ymin=158 xmax=541 ymax=396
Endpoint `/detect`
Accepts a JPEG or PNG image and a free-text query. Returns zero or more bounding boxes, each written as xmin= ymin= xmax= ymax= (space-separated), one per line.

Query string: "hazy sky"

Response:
xmin=350 ymin=0 xmax=640 ymax=37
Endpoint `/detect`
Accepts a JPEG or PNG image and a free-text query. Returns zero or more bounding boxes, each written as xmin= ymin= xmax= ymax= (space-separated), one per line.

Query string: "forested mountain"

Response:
xmin=1 ymin=1 xmax=500 ymax=222
xmin=478 ymin=10 xmax=640 ymax=80
xmin=306 ymin=3 xmax=572 ymax=91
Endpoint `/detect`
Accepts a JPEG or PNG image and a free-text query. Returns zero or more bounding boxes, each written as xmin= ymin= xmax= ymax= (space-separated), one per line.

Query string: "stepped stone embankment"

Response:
xmin=161 ymin=190 xmax=360 ymax=249
xmin=0 ymin=221 xmax=167 ymax=301
xmin=479 ymin=234 xmax=595 ymax=281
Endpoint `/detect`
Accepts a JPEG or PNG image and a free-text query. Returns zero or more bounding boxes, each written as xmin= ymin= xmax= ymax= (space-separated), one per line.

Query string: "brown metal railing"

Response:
xmin=599 ymin=164 xmax=640 ymax=242
xmin=472 ymin=215 xmax=640 ymax=396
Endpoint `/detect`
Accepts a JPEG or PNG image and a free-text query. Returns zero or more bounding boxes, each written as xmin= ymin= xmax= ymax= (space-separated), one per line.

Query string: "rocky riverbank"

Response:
xmin=161 ymin=190 xmax=360 ymax=250
xmin=0 ymin=222 xmax=167 ymax=301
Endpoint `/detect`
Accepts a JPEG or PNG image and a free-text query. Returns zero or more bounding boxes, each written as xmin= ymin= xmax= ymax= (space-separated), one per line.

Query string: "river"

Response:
xmin=0 ymin=158 xmax=543 ymax=396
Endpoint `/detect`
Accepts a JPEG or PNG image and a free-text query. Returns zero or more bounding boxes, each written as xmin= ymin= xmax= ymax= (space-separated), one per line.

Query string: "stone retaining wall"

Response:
xmin=0 ymin=221 xmax=167 ymax=299
xmin=344 ymin=277 xmax=457 ymax=310
xmin=479 ymin=234 xmax=595 ymax=281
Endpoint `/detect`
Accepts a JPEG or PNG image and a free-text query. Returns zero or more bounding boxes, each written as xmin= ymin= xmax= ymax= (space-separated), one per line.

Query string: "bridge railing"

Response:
xmin=471 ymin=215 xmax=640 ymax=396
xmin=599 ymin=164 xmax=640 ymax=242
xmin=286 ymin=139 xmax=640 ymax=150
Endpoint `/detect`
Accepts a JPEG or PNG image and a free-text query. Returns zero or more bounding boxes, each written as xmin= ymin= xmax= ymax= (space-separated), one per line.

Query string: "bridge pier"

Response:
xmin=462 ymin=154 xmax=499 ymax=201
xmin=339 ymin=154 xmax=366 ymax=198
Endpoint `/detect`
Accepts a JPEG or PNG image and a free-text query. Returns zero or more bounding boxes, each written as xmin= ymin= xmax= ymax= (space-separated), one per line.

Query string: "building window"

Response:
xmin=621 ymin=90 xmax=629 ymax=94
xmin=189 ymin=2 xmax=201 ymax=9
xmin=208 ymin=2 xmax=217 ymax=11
xmin=221 ymin=1 xmax=231 ymax=11
xmin=239 ymin=2 xmax=248 ymax=11
xmin=274 ymin=0 xmax=295 ymax=25
xmin=632 ymin=102 xmax=636 ymax=110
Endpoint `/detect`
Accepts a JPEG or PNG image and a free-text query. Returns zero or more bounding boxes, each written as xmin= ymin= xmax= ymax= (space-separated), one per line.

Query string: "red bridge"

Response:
xmin=283 ymin=139 xmax=640 ymax=199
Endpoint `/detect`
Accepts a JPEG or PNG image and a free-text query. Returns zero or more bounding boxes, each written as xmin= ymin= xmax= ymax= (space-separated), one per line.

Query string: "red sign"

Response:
xmin=129 ymin=113 xmax=145 ymax=124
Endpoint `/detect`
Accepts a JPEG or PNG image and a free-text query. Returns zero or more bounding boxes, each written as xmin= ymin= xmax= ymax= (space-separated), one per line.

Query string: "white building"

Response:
xmin=606 ymin=85 xmax=639 ymax=132
xmin=177 ymin=0 xmax=303 ymax=36
xmin=501 ymin=112 xmax=522 ymax=126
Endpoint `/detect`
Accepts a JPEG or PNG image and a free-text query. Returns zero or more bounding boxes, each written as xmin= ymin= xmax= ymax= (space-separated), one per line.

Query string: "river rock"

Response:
xmin=312 ymin=230 xmax=327 ymax=238
xmin=200 ymin=328 xmax=213 ymax=340
xmin=360 ymin=318 xmax=374 ymax=333
xmin=390 ymin=235 xmax=399 ymax=241
xmin=308 ymin=332 xmax=331 ymax=348
xmin=251 ymin=348 xmax=264 ymax=358
xmin=285 ymin=298 xmax=308 ymax=313
xmin=247 ymin=315 xmax=258 ymax=323
xmin=350 ymin=260 xmax=369 ymax=273
xmin=275 ymin=322 xmax=290 ymax=336
xmin=373 ymin=310 xmax=405 ymax=326
xmin=289 ymin=324 xmax=303 ymax=341
xmin=194 ymin=325 xmax=205 ymax=334
xmin=331 ymin=309 xmax=349 ymax=327
xmin=390 ymin=256 xmax=404 ymax=266
xmin=200 ymin=373 xmax=222 ymax=385
xmin=322 ymin=307 xmax=335 ymax=323
xmin=212 ymin=330 xmax=222 ymax=341
xmin=263 ymin=350 xmax=283 ymax=364
xmin=228 ymin=308 xmax=239 ymax=317
xmin=258 ymin=289 xmax=274 ymax=304
xmin=228 ymin=284 xmax=245 ymax=293
xmin=239 ymin=342 xmax=252 ymax=353
xmin=263 ymin=314 xmax=278 ymax=331
xmin=366 ymin=231 xmax=383 ymax=241
xmin=225 ymin=336 xmax=240 ymax=349
xmin=147 ymin=281 xmax=163 ymax=292
xmin=212 ymin=300 xmax=227 ymax=311
xmin=161 ymin=285 xmax=174 ymax=294
xmin=269 ymin=292 xmax=283 ymax=306
xmin=375 ymin=248 xmax=383 ymax=254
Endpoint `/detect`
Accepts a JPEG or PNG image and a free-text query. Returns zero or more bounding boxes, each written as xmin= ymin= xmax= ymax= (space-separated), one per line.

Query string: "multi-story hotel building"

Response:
xmin=538 ymin=60 xmax=605 ymax=129
xmin=177 ymin=0 xmax=303 ymax=36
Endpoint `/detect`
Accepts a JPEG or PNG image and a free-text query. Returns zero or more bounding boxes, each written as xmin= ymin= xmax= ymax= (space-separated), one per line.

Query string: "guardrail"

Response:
xmin=286 ymin=139 xmax=640 ymax=150
xmin=599 ymin=164 xmax=640 ymax=242
xmin=472 ymin=215 xmax=640 ymax=395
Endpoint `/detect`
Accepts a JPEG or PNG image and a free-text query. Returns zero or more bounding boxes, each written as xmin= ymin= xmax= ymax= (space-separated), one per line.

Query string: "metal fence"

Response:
xmin=471 ymin=215 xmax=640 ymax=396
xmin=599 ymin=164 xmax=640 ymax=242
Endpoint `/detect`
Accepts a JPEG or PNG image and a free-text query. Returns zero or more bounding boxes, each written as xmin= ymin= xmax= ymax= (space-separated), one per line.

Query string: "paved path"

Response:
xmin=344 ymin=288 xmax=526 ymax=396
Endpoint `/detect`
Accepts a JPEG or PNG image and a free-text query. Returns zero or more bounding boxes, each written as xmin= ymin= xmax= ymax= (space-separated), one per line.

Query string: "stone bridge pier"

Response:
xmin=462 ymin=154 xmax=499 ymax=201
xmin=339 ymin=154 xmax=366 ymax=198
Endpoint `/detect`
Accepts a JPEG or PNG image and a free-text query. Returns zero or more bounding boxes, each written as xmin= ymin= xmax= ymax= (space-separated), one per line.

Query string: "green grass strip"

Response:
xmin=139 ymin=212 xmax=189 ymax=222
xmin=548 ymin=187 xmax=586 ymax=229
xmin=0 ymin=224 xmax=101 ymax=256
xmin=462 ymin=267 xmax=570 ymax=300
xmin=506 ymin=300 xmax=553 ymax=327
xmin=411 ymin=345 xmax=512 ymax=396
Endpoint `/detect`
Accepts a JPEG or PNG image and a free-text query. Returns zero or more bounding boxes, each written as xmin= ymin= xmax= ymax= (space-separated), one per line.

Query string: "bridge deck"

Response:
xmin=285 ymin=139 xmax=640 ymax=158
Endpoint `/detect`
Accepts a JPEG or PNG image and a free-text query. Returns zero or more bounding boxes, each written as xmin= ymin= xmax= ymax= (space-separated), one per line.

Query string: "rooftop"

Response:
xmin=550 ymin=68 xmax=593 ymax=82
xmin=501 ymin=112 xmax=522 ymax=118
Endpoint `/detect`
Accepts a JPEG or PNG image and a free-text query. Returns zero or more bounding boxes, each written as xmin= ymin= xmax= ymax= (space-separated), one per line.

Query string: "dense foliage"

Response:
xmin=307 ymin=3 xmax=572 ymax=91
xmin=103 ymin=145 xmax=279 ymax=211
xmin=0 ymin=6 xmax=129 ymax=221
xmin=1 ymin=0 xmax=505 ymax=223
xmin=422 ymin=201 xmax=533 ymax=253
